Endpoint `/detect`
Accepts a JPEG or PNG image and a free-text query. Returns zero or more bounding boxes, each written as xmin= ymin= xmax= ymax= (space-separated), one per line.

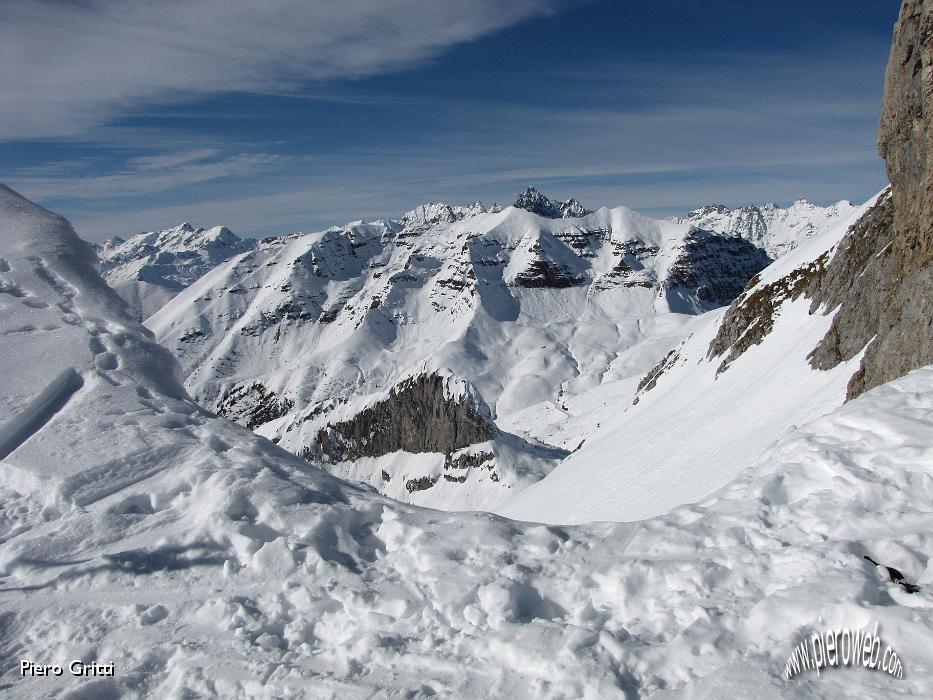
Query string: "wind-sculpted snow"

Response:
xmin=147 ymin=193 xmax=771 ymax=510
xmin=0 ymin=368 xmax=84 ymax=462
xmin=1 ymin=185 xmax=931 ymax=698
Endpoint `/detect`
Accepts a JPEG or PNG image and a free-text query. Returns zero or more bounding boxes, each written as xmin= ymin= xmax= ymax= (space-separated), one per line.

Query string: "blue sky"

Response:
xmin=1 ymin=0 xmax=901 ymax=240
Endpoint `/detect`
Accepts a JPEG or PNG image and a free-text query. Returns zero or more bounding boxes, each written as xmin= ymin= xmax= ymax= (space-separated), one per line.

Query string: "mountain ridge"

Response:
xmin=675 ymin=197 xmax=857 ymax=258
xmin=145 ymin=195 xmax=783 ymax=510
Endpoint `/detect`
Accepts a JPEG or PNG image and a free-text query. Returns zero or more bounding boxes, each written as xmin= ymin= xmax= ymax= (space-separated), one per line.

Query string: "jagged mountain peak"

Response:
xmin=513 ymin=186 xmax=592 ymax=219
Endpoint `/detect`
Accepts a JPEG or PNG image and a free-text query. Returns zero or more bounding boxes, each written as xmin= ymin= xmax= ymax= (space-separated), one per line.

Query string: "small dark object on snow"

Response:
xmin=864 ymin=555 xmax=920 ymax=594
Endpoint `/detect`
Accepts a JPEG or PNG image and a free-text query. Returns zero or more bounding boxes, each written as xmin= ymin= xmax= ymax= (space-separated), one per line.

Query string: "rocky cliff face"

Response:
xmin=809 ymin=0 xmax=933 ymax=399
xmin=664 ymin=229 xmax=772 ymax=313
xmin=315 ymin=373 xmax=497 ymax=462
xmin=710 ymin=1 xmax=933 ymax=399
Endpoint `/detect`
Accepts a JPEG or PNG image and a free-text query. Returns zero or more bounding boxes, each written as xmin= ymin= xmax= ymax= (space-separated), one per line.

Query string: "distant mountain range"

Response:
xmin=95 ymin=222 xmax=254 ymax=320
xmin=674 ymin=198 xmax=856 ymax=258
xmin=96 ymin=189 xmax=855 ymax=322
xmin=121 ymin=186 xmax=855 ymax=512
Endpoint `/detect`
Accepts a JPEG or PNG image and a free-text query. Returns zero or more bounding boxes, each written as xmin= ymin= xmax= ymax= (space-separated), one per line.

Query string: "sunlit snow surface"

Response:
xmin=500 ymin=198 xmax=876 ymax=524
xmin=1 ymin=184 xmax=931 ymax=698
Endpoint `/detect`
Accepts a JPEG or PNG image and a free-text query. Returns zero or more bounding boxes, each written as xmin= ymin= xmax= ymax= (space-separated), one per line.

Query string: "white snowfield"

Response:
xmin=1 ymin=184 xmax=930 ymax=699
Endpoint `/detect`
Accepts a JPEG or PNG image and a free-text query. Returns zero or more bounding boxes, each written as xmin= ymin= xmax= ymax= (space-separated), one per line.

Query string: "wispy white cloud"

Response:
xmin=10 ymin=149 xmax=298 ymax=199
xmin=1 ymin=3 xmax=891 ymax=240
xmin=0 ymin=0 xmax=565 ymax=140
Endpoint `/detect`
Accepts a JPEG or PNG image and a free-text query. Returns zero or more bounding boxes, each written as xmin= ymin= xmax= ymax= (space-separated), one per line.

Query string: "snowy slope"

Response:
xmin=676 ymin=198 xmax=856 ymax=258
xmin=146 ymin=192 xmax=771 ymax=511
xmin=96 ymin=223 xmax=255 ymax=320
xmin=502 ymin=194 xmax=878 ymax=524
xmin=2 ymin=184 xmax=931 ymax=699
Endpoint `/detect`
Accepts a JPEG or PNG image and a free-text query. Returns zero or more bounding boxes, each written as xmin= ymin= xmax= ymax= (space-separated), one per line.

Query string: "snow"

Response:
xmin=500 ymin=197 xmax=876 ymax=524
xmin=676 ymin=198 xmax=857 ymax=258
xmin=144 ymin=198 xmax=787 ymax=511
xmin=1 ymin=184 xmax=932 ymax=699
xmin=96 ymin=222 xmax=255 ymax=320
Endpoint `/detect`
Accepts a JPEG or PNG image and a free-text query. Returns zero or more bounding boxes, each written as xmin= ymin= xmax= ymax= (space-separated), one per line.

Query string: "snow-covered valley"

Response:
xmin=136 ymin=188 xmax=855 ymax=513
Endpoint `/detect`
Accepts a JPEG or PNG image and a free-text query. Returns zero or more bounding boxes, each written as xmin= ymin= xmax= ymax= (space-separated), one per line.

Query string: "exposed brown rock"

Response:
xmin=809 ymin=0 xmax=933 ymax=399
xmin=710 ymin=1 xmax=933 ymax=398
xmin=406 ymin=474 xmax=440 ymax=493
xmin=707 ymin=251 xmax=828 ymax=375
xmin=632 ymin=349 xmax=679 ymax=404
xmin=806 ymin=190 xmax=895 ymax=379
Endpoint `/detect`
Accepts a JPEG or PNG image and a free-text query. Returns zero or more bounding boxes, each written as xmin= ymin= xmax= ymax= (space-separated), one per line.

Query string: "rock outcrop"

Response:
xmin=315 ymin=373 xmax=497 ymax=462
xmin=215 ymin=381 xmax=295 ymax=430
xmin=514 ymin=186 xmax=591 ymax=219
xmin=710 ymin=1 xmax=933 ymax=399
xmin=809 ymin=0 xmax=933 ymax=399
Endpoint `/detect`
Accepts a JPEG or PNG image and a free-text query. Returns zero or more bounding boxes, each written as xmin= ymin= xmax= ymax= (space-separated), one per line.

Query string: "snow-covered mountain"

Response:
xmin=95 ymin=222 xmax=255 ymax=320
xmin=2 ymin=181 xmax=932 ymax=699
xmin=146 ymin=191 xmax=773 ymax=511
xmin=400 ymin=199 xmax=498 ymax=227
xmin=501 ymin=193 xmax=878 ymax=523
xmin=676 ymin=198 xmax=857 ymax=258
